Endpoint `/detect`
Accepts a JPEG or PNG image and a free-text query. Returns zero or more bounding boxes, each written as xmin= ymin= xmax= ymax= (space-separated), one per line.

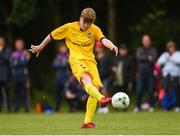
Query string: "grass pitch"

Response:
xmin=0 ymin=112 xmax=180 ymax=135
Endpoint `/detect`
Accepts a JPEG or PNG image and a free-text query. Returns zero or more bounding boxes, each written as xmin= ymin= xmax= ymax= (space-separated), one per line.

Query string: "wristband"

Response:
xmin=112 ymin=46 xmax=116 ymax=51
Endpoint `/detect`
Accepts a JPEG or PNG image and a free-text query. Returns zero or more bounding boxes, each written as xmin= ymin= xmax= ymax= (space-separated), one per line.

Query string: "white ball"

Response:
xmin=111 ymin=92 xmax=130 ymax=109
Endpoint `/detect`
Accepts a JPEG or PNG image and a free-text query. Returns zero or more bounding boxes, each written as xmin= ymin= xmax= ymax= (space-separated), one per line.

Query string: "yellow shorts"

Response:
xmin=69 ymin=58 xmax=103 ymax=88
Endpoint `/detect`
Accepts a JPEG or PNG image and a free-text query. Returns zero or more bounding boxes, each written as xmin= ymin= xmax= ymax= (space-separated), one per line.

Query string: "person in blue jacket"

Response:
xmin=0 ymin=35 xmax=11 ymax=112
xmin=10 ymin=38 xmax=30 ymax=112
xmin=53 ymin=43 xmax=70 ymax=111
xmin=64 ymin=75 xmax=88 ymax=112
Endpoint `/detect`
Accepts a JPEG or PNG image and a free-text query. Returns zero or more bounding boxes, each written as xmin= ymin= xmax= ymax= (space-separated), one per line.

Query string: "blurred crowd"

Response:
xmin=0 ymin=36 xmax=30 ymax=112
xmin=0 ymin=34 xmax=180 ymax=113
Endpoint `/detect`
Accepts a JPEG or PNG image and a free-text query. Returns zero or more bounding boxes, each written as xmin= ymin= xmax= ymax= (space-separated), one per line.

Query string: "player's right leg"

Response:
xmin=81 ymin=73 xmax=111 ymax=107
xmin=81 ymin=73 xmax=103 ymax=101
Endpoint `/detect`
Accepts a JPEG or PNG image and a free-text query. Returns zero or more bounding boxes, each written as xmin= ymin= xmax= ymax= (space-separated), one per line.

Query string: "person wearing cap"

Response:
xmin=135 ymin=35 xmax=157 ymax=112
xmin=112 ymin=43 xmax=134 ymax=95
xmin=10 ymin=38 xmax=30 ymax=112
xmin=156 ymin=41 xmax=180 ymax=112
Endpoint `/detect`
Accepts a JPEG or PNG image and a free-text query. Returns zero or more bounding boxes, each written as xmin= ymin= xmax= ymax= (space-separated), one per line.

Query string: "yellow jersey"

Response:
xmin=50 ymin=22 xmax=104 ymax=61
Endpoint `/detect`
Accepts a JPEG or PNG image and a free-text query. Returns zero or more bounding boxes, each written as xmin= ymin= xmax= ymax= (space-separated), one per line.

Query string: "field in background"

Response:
xmin=0 ymin=112 xmax=180 ymax=135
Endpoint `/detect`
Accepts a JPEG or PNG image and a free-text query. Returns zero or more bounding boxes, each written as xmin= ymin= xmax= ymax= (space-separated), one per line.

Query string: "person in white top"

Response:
xmin=156 ymin=41 xmax=180 ymax=112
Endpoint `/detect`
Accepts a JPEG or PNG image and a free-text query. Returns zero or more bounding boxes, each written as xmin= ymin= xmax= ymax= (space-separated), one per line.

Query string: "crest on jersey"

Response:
xmin=87 ymin=33 xmax=92 ymax=38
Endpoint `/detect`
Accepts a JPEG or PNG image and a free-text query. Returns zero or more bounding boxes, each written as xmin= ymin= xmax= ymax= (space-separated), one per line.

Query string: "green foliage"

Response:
xmin=6 ymin=0 xmax=37 ymax=26
xmin=129 ymin=2 xmax=180 ymax=51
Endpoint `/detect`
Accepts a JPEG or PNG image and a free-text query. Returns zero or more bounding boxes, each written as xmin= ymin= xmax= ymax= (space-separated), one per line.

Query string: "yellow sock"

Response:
xmin=84 ymin=95 xmax=97 ymax=123
xmin=84 ymin=84 xmax=103 ymax=101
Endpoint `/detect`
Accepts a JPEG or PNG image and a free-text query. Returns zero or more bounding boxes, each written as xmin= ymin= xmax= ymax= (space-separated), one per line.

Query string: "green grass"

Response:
xmin=0 ymin=112 xmax=180 ymax=135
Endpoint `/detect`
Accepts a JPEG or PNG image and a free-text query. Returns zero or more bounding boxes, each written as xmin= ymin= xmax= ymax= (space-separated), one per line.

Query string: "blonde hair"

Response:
xmin=81 ymin=7 xmax=96 ymax=23
xmin=166 ymin=41 xmax=176 ymax=50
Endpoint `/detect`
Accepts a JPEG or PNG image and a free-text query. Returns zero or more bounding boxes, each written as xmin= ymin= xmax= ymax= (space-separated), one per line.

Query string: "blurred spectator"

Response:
xmin=53 ymin=43 xmax=70 ymax=112
xmin=112 ymin=43 xmax=134 ymax=93
xmin=0 ymin=35 xmax=11 ymax=112
xmin=10 ymin=38 xmax=30 ymax=112
xmin=156 ymin=41 xmax=180 ymax=112
xmin=135 ymin=35 xmax=157 ymax=112
xmin=95 ymin=42 xmax=111 ymax=114
xmin=64 ymin=75 xmax=87 ymax=112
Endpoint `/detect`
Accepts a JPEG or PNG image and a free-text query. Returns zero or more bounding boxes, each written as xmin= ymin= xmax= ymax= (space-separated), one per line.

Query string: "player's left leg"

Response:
xmin=82 ymin=95 xmax=97 ymax=128
xmin=81 ymin=73 xmax=111 ymax=128
xmin=81 ymin=74 xmax=98 ymax=128
xmin=69 ymin=60 xmax=111 ymax=128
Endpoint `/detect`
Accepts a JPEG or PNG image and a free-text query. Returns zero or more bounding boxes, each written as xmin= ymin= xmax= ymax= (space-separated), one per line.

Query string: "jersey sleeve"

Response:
xmin=50 ymin=23 xmax=70 ymax=40
xmin=94 ymin=25 xmax=105 ymax=41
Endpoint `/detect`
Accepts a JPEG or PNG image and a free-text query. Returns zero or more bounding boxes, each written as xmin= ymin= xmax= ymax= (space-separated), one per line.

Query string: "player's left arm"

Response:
xmin=101 ymin=38 xmax=118 ymax=56
xmin=94 ymin=25 xmax=118 ymax=56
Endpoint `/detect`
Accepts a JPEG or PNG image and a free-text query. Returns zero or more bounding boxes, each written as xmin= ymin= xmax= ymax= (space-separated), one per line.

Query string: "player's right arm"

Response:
xmin=29 ymin=35 xmax=52 ymax=58
xmin=29 ymin=23 xmax=69 ymax=57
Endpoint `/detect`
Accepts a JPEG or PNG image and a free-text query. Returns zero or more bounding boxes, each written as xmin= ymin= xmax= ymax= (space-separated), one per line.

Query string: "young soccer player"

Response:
xmin=29 ymin=7 xmax=118 ymax=128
